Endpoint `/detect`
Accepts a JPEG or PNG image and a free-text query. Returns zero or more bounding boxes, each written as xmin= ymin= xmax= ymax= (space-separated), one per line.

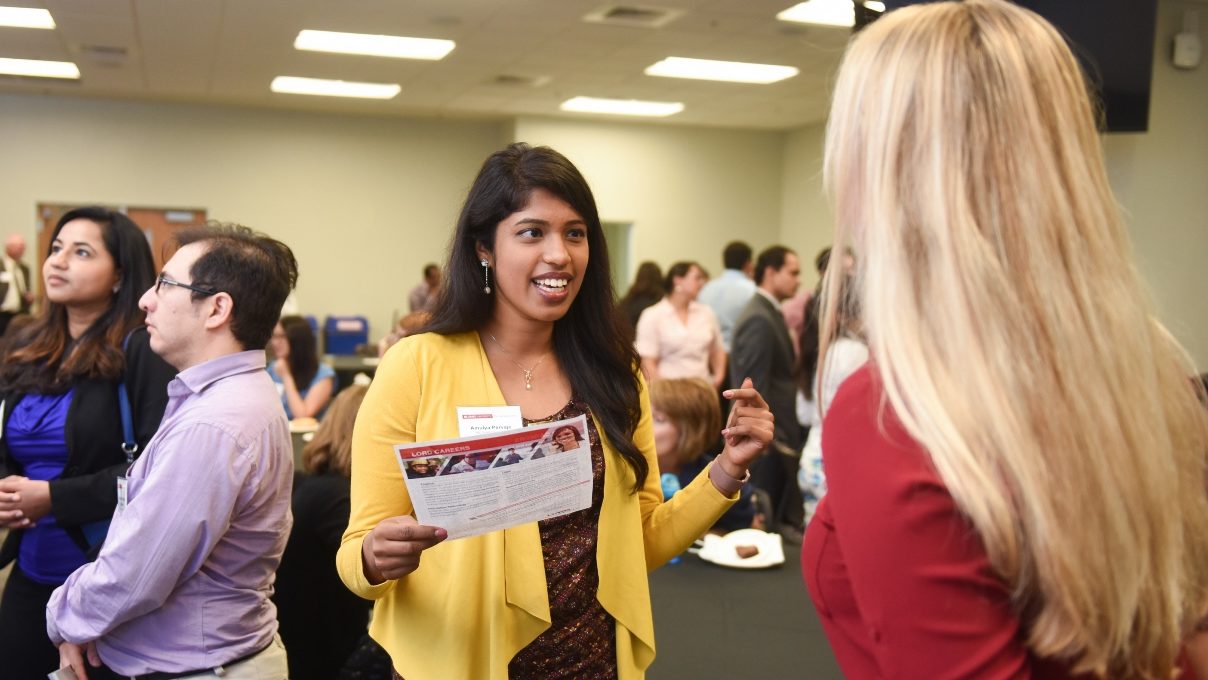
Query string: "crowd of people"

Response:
xmin=0 ymin=1 xmax=1205 ymax=678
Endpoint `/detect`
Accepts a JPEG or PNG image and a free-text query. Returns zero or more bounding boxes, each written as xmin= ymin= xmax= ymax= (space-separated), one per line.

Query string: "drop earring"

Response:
xmin=481 ymin=259 xmax=492 ymax=294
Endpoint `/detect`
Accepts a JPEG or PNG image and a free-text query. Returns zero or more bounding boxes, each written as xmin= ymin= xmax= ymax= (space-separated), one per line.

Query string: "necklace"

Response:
xmin=487 ymin=332 xmax=548 ymax=391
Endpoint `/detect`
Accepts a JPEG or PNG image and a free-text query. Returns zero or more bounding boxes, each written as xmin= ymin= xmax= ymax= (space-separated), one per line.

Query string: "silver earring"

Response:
xmin=112 ymin=284 xmax=120 ymax=294
xmin=480 ymin=259 xmax=492 ymax=294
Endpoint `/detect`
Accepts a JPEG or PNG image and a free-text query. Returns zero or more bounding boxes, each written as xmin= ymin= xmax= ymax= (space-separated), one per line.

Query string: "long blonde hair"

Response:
xmin=302 ymin=384 xmax=368 ymax=477
xmin=821 ymin=1 xmax=1208 ymax=676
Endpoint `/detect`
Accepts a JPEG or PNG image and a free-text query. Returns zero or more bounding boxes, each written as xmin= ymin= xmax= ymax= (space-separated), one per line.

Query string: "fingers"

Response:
xmin=59 ymin=642 xmax=89 ymax=680
xmin=0 ymin=475 xmax=27 ymax=492
xmin=0 ymin=513 xmax=32 ymax=529
xmin=86 ymin=641 xmax=102 ymax=667
xmin=366 ymin=516 xmax=448 ymax=582
xmin=722 ymin=377 xmax=770 ymax=411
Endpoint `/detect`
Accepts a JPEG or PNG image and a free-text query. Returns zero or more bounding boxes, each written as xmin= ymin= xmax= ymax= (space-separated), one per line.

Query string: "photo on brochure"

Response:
xmin=394 ymin=414 xmax=592 ymax=539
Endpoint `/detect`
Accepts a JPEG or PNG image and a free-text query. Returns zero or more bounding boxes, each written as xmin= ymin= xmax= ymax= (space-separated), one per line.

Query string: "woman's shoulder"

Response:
xmin=826 ymin=365 xmax=932 ymax=474
xmin=394 ymin=330 xmax=479 ymax=356
xmin=378 ymin=331 xmax=482 ymax=381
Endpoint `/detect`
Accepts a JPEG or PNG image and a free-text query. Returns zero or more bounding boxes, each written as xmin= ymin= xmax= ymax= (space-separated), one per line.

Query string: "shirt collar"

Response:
xmin=169 ymin=350 xmax=267 ymax=397
xmin=755 ymin=287 xmax=780 ymax=308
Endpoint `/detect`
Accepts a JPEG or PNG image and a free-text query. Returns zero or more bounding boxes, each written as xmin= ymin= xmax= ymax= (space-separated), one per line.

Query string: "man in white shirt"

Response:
xmin=698 ymin=241 xmax=756 ymax=353
xmin=0 ymin=234 xmax=33 ymax=335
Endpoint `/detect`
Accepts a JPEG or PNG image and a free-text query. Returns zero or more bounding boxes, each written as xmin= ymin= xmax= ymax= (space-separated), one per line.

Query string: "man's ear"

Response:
xmin=204 ymin=292 xmax=234 ymax=331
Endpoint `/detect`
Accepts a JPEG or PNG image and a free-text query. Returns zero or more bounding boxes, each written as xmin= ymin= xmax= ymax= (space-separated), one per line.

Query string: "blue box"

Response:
xmin=324 ymin=315 xmax=369 ymax=355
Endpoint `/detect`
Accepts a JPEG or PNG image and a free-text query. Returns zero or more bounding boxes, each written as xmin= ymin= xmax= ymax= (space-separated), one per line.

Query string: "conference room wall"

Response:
xmin=512 ymin=116 xmax=786 ymax=284
xmin=778 ymin=122 xmax=832 ymax=290
xmin=776 ymin=0 xmax=1208 ymax=367
xmin=0 ymin=93 xmax=508 ymax=340
xmin=1101 ymin=0 xmax=1208 ymax=368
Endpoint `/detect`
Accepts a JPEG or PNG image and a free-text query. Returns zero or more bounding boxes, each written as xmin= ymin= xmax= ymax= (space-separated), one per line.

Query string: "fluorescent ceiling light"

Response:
xmin=560 ymin=96 xmax=683 ymax=117
xmin=271 ymin=76 xmax=400 ymax=99
xmin=645 ymin=57 xmax=798 ymax=84
xmin=0 ymin=57 xmax=78 ymax=79
xmin=777 ymin=0 xmax=855 ymax=28
xmin=865 ymin=1 xmax=886 ymax=11
xmin=0 ymin=6 xmax=54 ymax=29
xmin=294 ymin=30 xmax=454 ymax=60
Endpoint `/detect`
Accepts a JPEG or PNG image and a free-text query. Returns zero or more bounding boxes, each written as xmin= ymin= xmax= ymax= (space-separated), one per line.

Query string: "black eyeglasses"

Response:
xmin=155 ymin=273 xmax=218 ymax=297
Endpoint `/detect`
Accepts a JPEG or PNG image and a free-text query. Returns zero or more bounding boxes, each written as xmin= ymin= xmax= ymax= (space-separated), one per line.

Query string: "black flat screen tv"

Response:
xmin=869 ymin=1 xmax=1159 ymax=132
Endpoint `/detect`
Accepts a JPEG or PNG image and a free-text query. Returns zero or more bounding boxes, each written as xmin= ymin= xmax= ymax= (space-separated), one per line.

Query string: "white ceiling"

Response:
xmin=0 ymin=0 xmax=854 ymax=130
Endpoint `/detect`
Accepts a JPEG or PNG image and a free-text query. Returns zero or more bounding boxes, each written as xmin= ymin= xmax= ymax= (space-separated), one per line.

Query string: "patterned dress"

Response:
xmin=508 ymin=398 xmax=617 ymax=679
xmin=392 ymin=398 xmax=616 ymax=680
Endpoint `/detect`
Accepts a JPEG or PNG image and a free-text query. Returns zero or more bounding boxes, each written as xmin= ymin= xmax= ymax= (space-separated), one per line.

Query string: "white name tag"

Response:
xmin=456 ymin=405 xmax=523 ymax=438
xmin=116 ymin=476 xmax=128 ymax=514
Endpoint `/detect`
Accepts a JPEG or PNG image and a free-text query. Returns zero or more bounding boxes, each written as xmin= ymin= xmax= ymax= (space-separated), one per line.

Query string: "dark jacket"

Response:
xmin=0 ymin=326 xmax=176 ymax=566
xmin=274 ymin=471 xmax=371 ymax=680
xmin=731 ymin=293 xmax=804 ymax=450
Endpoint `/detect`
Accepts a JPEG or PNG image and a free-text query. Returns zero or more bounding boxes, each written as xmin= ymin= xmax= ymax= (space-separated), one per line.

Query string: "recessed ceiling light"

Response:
xmin=560 ymin=96 xmax=684 ymax=117
xmin=645 ymin=57 xmax=799 ymax=84
xmin=777 ymin=0 xmax=855 ymax=28
xmin=0 ymin=57 xmax=78 ymax=79
xmin=0 ymin=6 xmax=54 ymax=29
xmin=270 ymin=76 xmax=400 ymax=99
xmin=294 ymin=30 xmax=455 ymax=60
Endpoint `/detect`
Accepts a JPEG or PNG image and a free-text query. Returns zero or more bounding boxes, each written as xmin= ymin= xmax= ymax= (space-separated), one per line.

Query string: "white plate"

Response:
xmin=696 ymin=529 xmax=785 ymax=569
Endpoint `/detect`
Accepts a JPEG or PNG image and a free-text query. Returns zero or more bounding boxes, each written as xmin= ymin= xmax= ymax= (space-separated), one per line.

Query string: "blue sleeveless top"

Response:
xmin=7 ymin=388 xmax=89 ymax=585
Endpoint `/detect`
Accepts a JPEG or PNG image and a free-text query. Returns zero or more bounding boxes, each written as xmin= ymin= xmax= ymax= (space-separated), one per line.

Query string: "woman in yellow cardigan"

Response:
xmin=337 ymin=143 xmax=774 ymax=679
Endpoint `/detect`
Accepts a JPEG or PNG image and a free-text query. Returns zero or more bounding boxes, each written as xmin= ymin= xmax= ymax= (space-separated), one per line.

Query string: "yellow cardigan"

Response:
xmin=337 ymin=332 xmax=737 ymax=679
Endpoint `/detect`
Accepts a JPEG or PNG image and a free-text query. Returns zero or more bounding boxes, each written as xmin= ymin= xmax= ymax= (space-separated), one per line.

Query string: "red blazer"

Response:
xmin=803 ymin=365 xmax=1098 ymax=679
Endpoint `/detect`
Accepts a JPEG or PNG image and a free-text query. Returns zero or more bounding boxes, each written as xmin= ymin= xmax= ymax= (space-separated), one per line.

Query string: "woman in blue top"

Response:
xmin=268 ymin=314 xmax=335 ymax=419
xmin=0 ymin=207 xmax=175 ymax=677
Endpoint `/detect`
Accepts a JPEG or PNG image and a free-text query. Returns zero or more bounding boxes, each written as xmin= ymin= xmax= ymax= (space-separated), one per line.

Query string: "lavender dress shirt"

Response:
xmin=46 ymin=350 xmax=294 ymax=676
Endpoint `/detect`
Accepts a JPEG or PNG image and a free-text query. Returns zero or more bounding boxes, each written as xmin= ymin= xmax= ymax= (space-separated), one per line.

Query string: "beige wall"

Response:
xmin=1104 ymin=0 xmax=1208 ymax=367
xmin=775 ymin=0 xmax=1208 ymax=365
xmin=778 ymin=122 xmax=832 ymax=289
xmin=0 ymin=93 xmax=508 ymax=339
xmin=3 ymin=0 xmax=1204 ymax=363
xmin=513 ymin=116 xmax=786 ymax=285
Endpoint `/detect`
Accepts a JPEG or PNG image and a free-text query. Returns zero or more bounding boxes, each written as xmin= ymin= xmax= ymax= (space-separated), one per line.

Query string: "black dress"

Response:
xmin=273 ymin=471 xmax=373 ymax=680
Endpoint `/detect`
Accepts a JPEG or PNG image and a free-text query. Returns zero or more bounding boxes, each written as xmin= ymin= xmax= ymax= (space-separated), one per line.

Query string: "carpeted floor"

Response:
xmin=648 ymin=538 xmax=843 ymax=680
xmin=0 ymin=529 xmax=844 ymax=678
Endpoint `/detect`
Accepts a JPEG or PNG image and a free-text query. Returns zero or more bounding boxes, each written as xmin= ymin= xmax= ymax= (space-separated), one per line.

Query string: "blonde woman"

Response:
xmin=801 ymin=2 xmax=1208 ymax=679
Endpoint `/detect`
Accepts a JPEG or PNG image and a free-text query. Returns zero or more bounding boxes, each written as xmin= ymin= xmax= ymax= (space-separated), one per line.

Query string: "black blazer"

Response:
xmin=0 ymin=326 xmax=176 ymax=565
xmin=731 ymin=293 xmax=804 ymax=450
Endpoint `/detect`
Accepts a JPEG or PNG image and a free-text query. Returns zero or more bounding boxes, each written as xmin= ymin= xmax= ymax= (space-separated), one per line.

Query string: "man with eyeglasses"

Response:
xmin=46 ymin=224 xmax=299 ymax=680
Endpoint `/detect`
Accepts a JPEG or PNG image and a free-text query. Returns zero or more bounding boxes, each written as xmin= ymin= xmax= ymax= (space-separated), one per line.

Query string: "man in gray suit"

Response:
xmin=731 ymin=245 xmax=803 ymax=536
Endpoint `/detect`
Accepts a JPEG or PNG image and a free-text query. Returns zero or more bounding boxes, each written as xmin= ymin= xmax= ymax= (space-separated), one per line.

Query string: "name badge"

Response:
xmin=116 ymin=476 xmax=128 ymax=514
xmin=456 ymin=405 xmax=523 ymax=438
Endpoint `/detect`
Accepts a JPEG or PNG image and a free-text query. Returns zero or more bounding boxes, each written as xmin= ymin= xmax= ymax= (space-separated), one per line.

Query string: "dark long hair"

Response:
xmin=619 ymin=261 xmax=664 ymax=306
xmin=425 ymin=143 xmax=648 ymax=491
xmin=280 ymin=315 xmax=319 ymax=389
xmin=1 ymin=207 xmax=155 ymax=393
xmin=662 ymin=261 xmax=699 ymax=295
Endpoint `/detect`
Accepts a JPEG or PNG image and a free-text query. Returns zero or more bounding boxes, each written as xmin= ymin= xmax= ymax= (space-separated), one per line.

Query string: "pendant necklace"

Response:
xmin=487 ymin=332 xmax=548 ymax=391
